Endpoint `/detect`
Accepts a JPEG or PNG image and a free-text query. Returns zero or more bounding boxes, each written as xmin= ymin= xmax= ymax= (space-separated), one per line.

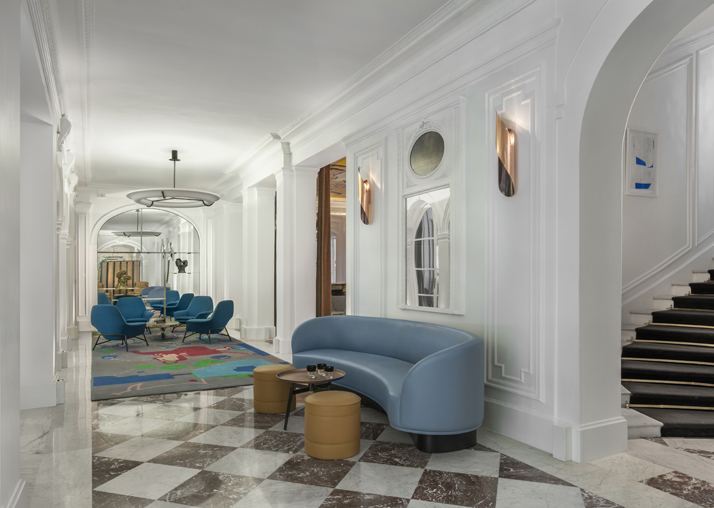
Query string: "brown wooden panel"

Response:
xmin=316 ymin=165 xmax=332 ymax=317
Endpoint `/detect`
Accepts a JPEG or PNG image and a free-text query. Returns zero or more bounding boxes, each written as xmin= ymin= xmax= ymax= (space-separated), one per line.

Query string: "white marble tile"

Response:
xmin=231 ymin=387 xmax=255 ymax=399
xmin=166 ymin=393 xmax=227 ymax=408
xmin=231 ymin=479 xmax=331 ymax=508
xmin=95 ymin=462 xmax=199 ymax=500
xmin=177 ymin=408 xmax=242 ymax=425
xmin=336 ymin=462 xmax=424 ymax=499
xmin=591 ymin=451 xmax=672 ymax=482
xmin=628 ymin=438 xmax=714 ymax=485
xmin=344 ymin=440 xmax=374 ymax=462
xmin=95 ymin=436 xmax=184 ymax=462
xmin=495 ymin=478 xmax=585 ymax=508
xmin=30 ymin=449 xmax=92 ymax=508
xmin=663 ymin=438 xmax=714 ymax=453
xmin=188 ymin=425 xmax=264 ymax=447
xmin=206 ymin=448 xmax=292 ymax=478
xmin=375 ymin=425 xmax=412 ymax=444
xmin=269 ymin=416 xmax=304 ymax=434
xmin=146 ymin=502 xmax=199 ymax=508
xmin=426 ymin=449 xmax=500 ymax=477
xmin=97 ymin=401 xmax=163 ymax=417
xmin=97 ymin=416 xmax=173 ymax=436
xmin=360 ymin=408 xmax=389 ymax=424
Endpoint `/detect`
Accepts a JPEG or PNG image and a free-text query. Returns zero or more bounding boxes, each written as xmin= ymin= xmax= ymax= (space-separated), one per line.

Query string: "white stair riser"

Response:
xmin=621 ymin=393 xmax=630 ymax=407
xmin=692 ymin=272 xmax=711 ymax=283
xmin=628 ymin=424 xmax=662 ymax=439
xmin=630 ymin=312 xmax=653 ymax=326
xmin=621 ymin=330 xmax=636 ymax=344
xmin=652 ymin=298 xmax=673 ymax=310
xmin=671 ymin=284 xmax=691 ymax=296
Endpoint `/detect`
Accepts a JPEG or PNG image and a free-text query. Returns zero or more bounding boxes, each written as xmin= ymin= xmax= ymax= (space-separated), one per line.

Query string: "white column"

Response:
xmin=75 ymin=200 xmax=92 ymax=331
xmin=20 ymin=120 xmax=57 ymax=410
xmin=274 ymin=166 xmax=319 ymax=355
xmin=241 ymin=184 xmax=276 ymax=340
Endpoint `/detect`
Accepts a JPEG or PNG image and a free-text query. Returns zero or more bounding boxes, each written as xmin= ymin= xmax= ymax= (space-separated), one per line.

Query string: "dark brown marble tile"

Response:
xmin=580 ymin=488 xmax=625 ymax=508
xmin=643 ymin=470 xmax=714 ymax=506
xmin=292 ymin=407 xmax=306 ymax=417
xmin=359 ymin=441 xmax=430 ymax=468
xmin=139 ymin=404 xmax=199 ymax=420
xmin=644 ymin=437 xmax=669 ymax=447
xmin=92 ymin=456 xmax=143 ymax=489
xmin=91 ymin=490 xmax=153 ymax=507
xmin=472 ymin=443 xmax=498 ymax=453
xmin=268 ymin=455 xmax=354 ymax=488
xmin=223 ymin=412 xmax=285 ymax=430
xmin=412 ymin=469 xmax=497 ymax=508
xmin=93 ymin=413 xmax=128 ymax=432
xmin=499 ymin=455 xmax=574 ymax=486
xmin=141 ymin=421 xmax=214 ymax=441
xmin=683 ymin=448 xmax=714 ymax=461
xmin=129 ymin=393 xmax=186 ymax=403
xmin=360 ymin=422 xmax=388 ymax=440
xmin=240 ymin=430 xmax=305 ymax=454
xmin=160 ymin=470 xmax=263 ymax=507
xmin=319 ymin=489 xmax=409 ymax=507
xmin=149 ymin=442 xmax=236 ymax=469
xmin=92 ymin=432 xmax=134 ymax=455
xmin=208 ymin=397 xmax=254 ymax=412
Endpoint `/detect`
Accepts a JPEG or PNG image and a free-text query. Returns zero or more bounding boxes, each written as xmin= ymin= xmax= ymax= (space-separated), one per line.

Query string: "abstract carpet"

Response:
xmin=91 ymin=331 xmax=287 ymax=401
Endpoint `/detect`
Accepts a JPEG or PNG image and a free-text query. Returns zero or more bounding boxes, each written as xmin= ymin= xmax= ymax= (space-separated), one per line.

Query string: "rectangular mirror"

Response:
xmin=405 ymin=187 xmax=451 ymax=309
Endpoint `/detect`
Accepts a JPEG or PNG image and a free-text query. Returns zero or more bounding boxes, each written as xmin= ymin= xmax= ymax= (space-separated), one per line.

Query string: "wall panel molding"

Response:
xmin=484 ymin=66 xmax=543 ymax=401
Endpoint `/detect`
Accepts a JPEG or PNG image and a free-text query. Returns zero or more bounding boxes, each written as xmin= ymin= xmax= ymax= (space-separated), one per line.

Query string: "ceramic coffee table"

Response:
xmin=276 ymin=368 xmax=346 ymax=430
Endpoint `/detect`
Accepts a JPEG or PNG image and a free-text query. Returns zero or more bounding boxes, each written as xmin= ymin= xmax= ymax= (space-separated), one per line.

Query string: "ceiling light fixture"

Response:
xmin=127 ymin=150 xmax=220 ymax=208
xmin=113 ymin=209 xmax=161 ymax=237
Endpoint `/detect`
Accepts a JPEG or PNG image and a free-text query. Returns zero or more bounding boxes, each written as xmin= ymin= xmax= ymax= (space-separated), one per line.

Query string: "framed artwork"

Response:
xmin=626 ymin=129 xmax=658 ymax=197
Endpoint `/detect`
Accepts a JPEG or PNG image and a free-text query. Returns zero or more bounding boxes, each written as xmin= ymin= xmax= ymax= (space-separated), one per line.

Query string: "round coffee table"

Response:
xmin=277 ymin=368 xmax=346 ymax=430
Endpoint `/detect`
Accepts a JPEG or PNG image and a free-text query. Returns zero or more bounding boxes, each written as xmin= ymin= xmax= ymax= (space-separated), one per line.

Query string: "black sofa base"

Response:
xmin=330 ymin=385 xmax=478 ymax=453
xmin=409 ymin=430 xmax=478 ymax=453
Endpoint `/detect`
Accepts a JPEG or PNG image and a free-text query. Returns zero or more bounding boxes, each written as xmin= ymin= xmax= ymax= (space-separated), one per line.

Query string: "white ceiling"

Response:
xmin=56 ymin=0 xmax=448 ymax=191
xmin=99 ymin=208 xmax=185 ymax=233
xmin=674 ymin=4 xmax=714 ymax=41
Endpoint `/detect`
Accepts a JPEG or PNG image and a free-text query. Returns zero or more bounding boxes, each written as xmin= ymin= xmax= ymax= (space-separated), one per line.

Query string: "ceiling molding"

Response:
xmin=26 ymin=0 xmax=66 ymax=121
xmin=81 ymin=0 xmax=95 ymax=184
xmin=228 ymin=0 xmax=537 ymax=186
xmin=219 ymin=0 xmax=479 ymax=182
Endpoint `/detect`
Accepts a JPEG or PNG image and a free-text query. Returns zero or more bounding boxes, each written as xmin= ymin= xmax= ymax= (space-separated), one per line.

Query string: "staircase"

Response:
xmin=622 ymin=266 xmax=714 ymax=437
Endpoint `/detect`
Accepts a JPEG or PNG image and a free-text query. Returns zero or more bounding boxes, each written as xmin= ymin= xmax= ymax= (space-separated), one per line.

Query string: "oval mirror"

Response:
xmin=410 ymin=131 xmax=445 ymax=177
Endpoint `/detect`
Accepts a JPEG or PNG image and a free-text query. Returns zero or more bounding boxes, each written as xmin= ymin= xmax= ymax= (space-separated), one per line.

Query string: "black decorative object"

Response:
xmin=175 ymin=258 xmax=188 ymax=273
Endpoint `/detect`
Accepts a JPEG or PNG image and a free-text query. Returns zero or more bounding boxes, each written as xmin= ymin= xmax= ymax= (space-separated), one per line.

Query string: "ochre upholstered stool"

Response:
xmin=304 ymin=391 xmax=361 ymax=460
xmin=253 ymin=364 xmax=296 ymax=414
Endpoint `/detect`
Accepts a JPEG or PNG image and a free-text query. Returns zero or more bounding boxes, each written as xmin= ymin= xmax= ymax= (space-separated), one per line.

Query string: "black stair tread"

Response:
xmin=635 ymin=324 xmax=714 ymax=343
xmin=653 ymin=309 xmax=714 ymax=317
xmin=623 ymin=341 xmax=714 ymax=362
xmin=623 ymin=381 xmax=714 ymax=399
xmin=635 ymin=408 xmax=714 ymax=437
xmin=689 ymin=282 xmax=714 ymax=294
xmin=652 ymin=309 xmax=714 ymax=326
xmin=673 ymin=295 xmax=714 ymax=310
xmin=622 ymin=360 xmax=714 ymax=379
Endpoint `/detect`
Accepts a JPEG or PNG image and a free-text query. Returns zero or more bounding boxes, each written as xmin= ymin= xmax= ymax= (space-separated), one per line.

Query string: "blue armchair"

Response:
xmin=140 ymin=285 xmax=162 ymax=297
xmin=172 ymin=296 xmax=213 ymax=331
xmin=97 ymin=292 xmax=112 ymax=305
xmin=184 ymin=300 xmax=234 ymax=344
xmin=151 ymin=290 xmax=179 ymax=313
xmin=116 ymin=296 xmax=154 ymax=332
xmin=166 ymin=293 xmax=194 ymax=317
xmin=91 ymin=305 xmax=149 ymax=352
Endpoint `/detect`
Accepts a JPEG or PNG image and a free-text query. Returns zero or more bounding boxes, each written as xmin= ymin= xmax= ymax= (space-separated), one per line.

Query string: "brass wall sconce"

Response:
xmin=358 ymin=169 xmax=372 ymax=225
xmin=496 ymin=114 xmax=517 ymax=197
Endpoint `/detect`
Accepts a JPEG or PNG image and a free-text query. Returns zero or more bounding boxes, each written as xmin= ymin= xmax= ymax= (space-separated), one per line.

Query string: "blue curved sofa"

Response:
xmin=292 ymin=316 xmax=484 ymax=452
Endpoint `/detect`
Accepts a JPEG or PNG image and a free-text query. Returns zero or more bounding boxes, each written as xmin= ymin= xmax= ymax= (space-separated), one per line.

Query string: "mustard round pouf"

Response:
xmin=253 ymin=364 xmax=296 ymax=414
xmin=304 ymin=391 xmax=361 ymax=460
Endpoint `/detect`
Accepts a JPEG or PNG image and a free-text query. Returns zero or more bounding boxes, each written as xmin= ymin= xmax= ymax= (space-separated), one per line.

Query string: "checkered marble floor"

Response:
xmin=92 ymin=386 xmax=624 ymax=508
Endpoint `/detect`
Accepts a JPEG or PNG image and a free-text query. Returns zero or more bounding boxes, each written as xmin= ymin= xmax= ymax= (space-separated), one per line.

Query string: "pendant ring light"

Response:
xmin=127 ymin=150 xmax=220 ymax=208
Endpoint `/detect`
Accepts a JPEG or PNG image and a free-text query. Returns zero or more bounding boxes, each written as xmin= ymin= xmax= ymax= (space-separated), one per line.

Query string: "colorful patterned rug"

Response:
xmin=91 ymin=331 xmax=287 ymax=401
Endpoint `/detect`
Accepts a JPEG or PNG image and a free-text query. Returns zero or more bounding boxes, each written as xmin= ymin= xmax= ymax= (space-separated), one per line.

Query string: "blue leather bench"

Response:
xmin=292 ymin=315 xmax=484 ymax=452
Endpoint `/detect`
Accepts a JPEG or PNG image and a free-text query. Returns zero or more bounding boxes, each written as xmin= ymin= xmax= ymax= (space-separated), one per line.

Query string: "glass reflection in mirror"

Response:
xmin=97 ymin=209 xmax=200 ymax=301
xmin=406 ymin=187 xmax=450 ymax=309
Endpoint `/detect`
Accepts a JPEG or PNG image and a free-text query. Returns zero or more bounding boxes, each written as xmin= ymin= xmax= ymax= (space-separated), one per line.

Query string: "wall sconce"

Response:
xmin=358 ymin=169 xmax=372 ymax=225
xmin=496 ymin=113 xmax=516 ymax=197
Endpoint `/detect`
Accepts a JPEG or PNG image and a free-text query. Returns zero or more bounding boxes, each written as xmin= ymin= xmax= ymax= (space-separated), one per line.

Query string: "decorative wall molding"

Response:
xmin=485 ymin=66 xmax=543 ymax=401
xmin=25 ymin=0 xmax=66 ymax=121
xmin=82 ymin=0 xmax=95 ymax=183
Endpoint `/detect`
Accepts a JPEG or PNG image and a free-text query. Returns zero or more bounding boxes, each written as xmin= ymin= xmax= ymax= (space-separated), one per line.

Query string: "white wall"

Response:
xmin=622 ymin=28 xmax=714 ymax=315
xmin=1 ymin=0 xmax=23 ymax=503
xmin=20 ymin=120 xmax=58 ymax=410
